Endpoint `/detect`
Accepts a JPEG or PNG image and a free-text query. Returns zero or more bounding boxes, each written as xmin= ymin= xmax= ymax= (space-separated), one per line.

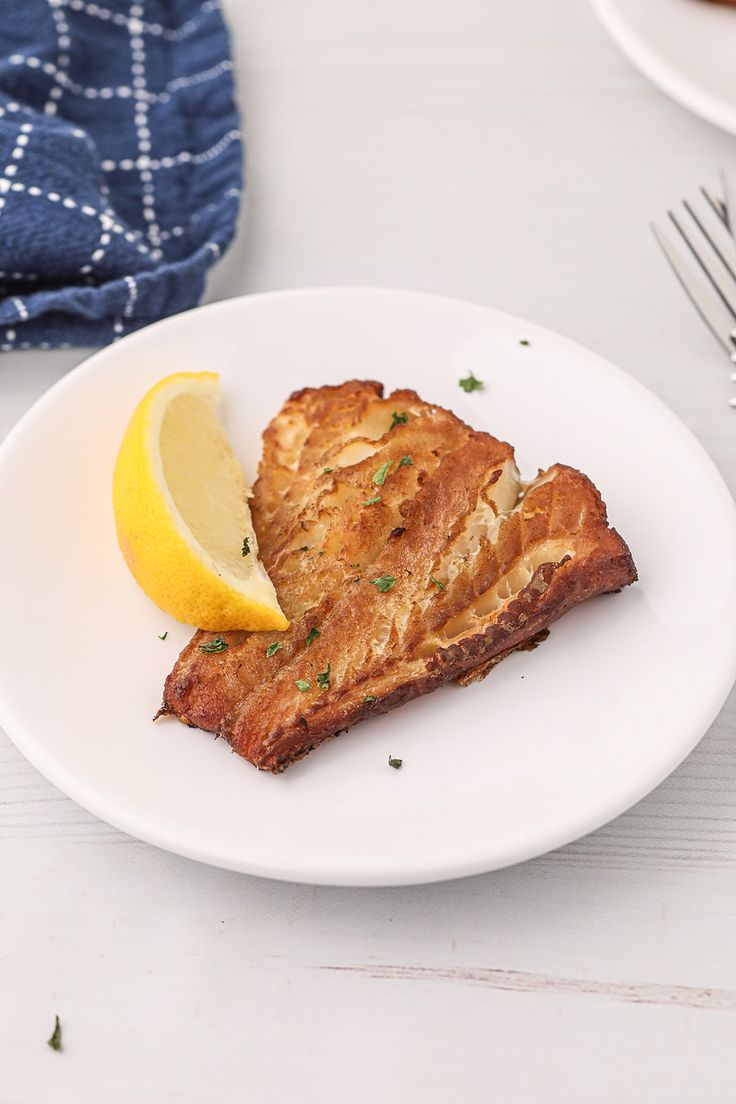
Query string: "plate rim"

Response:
xmin=591 ymin=0 xmax=736 ymax=136
xmin=1 ymin=285 xmax=736 ymax=886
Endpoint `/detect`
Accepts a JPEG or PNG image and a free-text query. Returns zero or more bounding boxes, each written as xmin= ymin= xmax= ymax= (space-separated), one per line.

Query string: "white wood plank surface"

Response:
xmin=2 ymin=1 xmax=736 ymax=1100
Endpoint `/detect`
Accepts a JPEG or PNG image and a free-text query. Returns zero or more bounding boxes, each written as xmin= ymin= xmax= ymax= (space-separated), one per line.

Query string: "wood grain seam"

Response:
xmin=322 ymin=964 xmax=736 ymax=1011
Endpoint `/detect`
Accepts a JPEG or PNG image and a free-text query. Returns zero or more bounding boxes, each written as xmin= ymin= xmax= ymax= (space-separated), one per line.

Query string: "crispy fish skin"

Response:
xmin=160 ymin=382 xmax=636 ymax=772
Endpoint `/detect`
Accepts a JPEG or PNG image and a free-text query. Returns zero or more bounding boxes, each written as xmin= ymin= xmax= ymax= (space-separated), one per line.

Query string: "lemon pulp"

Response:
xmin=112 ymin=372 xmax=288 ymax=632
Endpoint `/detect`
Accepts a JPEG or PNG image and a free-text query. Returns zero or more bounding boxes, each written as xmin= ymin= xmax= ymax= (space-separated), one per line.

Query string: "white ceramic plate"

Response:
xmin=1 ymin=288 xmax=735 ymax=886
xmin=592 ymin=0 xmax=736 ymax=134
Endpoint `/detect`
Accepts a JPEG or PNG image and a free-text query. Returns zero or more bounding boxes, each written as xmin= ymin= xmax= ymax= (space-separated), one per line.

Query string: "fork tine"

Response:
xmin=693 ymin=188 xmax=736 ymax=273
xmin=701 ymin=184 xmax=728 ymax=228
xmin=652 ymin=221 xmax=736 ymax=359
xmin=721 ymin=168 xmax=735 ymax=234
xmin=668 ymin=197 xmax=736 ymax=318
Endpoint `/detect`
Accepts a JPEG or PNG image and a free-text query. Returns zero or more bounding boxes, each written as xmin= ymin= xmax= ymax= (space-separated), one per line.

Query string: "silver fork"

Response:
xmin=652 ymin=173 xmax=736 ymax=383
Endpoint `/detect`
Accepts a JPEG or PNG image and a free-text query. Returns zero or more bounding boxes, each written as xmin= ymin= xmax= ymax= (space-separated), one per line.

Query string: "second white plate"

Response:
xmin=593 ymin=0 xmax=736 ymax=134
xmin=1 ymin=288 xmax=735 ymax=885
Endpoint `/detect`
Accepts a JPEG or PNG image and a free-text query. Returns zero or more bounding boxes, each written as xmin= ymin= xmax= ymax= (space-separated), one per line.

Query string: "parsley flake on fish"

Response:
xmin=266 ymin=642 xmax=282 ymax=658
xmin=371 ymin=574 xmax=396 ymax=593
xmin=200 ymin=636 xmax=228 ymax=653
xmin=372 ymin=461 xmax=391 ymax=486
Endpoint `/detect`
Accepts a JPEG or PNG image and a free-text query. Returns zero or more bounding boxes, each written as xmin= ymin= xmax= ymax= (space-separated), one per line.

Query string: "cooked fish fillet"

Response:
xmin=161 ymin=381 xmax=480 ymax=731
xmin=160 ymin=381 xmax=636 ymax=772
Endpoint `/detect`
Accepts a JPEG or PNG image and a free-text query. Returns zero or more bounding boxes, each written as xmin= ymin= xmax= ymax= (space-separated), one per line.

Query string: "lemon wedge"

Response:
xmin=112 ymin=372 xmax=288 ymax=632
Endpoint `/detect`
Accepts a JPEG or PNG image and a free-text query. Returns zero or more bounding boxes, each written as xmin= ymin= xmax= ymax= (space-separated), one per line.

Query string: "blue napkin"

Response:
xmin=0 ymin=0 xmax=242 ymax=349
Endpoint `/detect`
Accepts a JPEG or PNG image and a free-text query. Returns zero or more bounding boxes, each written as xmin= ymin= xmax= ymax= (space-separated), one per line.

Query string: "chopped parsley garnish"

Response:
xmin=47 ymin=1015 xmax=62 ymax=1052
xmin=363 ymin=695 xmax=377 ymax=703
xmin=430 ymin=576 xmax=445 ymax=590
xmin=388 ymin=756 xmax=403 ymax=770
xmin=323 ymin=466 xmax=334 ymax=473
xmin=363 ymin=495 xmax=382 ymax=506
xmin=397 ymin=455 xmax=413 ymax=468
xmin=459 ymin=372 xmax=484 ymax=393
xmin=266 ymin=642 xmax=282 ymax=658
xmin=350 ymin=562 xmax=361 ymax=568
xmin=372 ymin=460 xmax=391 ymax=486
xmin=371 ymin=574 xmax=396 ymax=593
xmin=158 ymin=631 xmax=168 ymax=641
xmin=242 ymin=536 xmax=251 ymax=556
xmin=299 ymin=545 xmax=310 ymax=552
xmin=389 ymin=411 xmax=408 ymax=430
xmin=296 ymin=679 xmax=311 ymax=692
xmin=306 ymin=627 xmax=320 ymax=647
xmin=200 ymin=636 xmax=228 ymax=653
xmin=519 ymin=339 xmax=530 ymax=346
xmin=316 ymin=663 xmax=331 ymax=691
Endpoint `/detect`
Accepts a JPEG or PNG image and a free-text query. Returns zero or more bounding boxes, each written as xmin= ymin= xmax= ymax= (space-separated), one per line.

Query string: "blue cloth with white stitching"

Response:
xmin=0 ymin=0 xmax=242 ymax=349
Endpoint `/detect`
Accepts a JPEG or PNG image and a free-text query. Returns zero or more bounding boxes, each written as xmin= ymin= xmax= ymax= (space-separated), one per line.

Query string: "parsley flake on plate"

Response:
xmin=458 ymin=372 xmax=484 ymax=393
xmin=199 ymin=636 xmax=228 ymax=653
xmin=519 ymin=339 xmax=531 ymax=347
xmin=388 ymin=756 xmax=403 ymax=770
xmin=158 ymin=631 xmax=168 ymax=641
xmin=371 ymin=574 xmax=396 ymax=593
xmin=47 ymin=1015 xmax=62 ymax=1052
xmin=266 ymin=642 xmax=282 ymax=657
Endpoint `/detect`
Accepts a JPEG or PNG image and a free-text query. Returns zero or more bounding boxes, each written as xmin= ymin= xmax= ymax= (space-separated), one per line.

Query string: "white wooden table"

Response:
xmin=2 ymin=2 xmax=736 ymax=1100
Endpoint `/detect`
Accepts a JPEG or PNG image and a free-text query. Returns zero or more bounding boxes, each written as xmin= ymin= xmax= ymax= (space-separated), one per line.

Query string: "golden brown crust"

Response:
xmin=161 ymin=382 xmax=482 ymax=730
xmin=160 ymin=382 xmax=636 ymax=772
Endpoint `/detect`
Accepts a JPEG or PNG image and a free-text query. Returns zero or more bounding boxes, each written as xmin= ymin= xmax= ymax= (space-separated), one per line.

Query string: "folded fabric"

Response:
xmin=0 ymin=0 xmax=242 ymax=349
